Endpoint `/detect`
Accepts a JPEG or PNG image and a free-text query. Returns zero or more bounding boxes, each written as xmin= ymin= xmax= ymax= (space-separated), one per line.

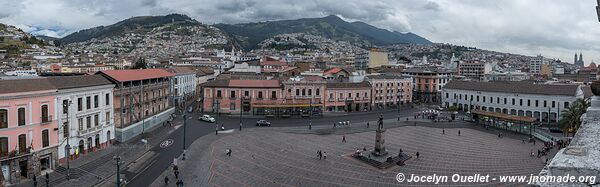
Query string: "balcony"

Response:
xmin=338 ymin=98 xmax=345 ymax=102
xmin=41 ymin=115 xmax=53 ymax=125
xmin=77 ymin=126 xmax=102 ymax=136
xmin=242 ymin=96 xmax=251 ymax=100
xmin=328 ymin=98 xmax=335 ymax=102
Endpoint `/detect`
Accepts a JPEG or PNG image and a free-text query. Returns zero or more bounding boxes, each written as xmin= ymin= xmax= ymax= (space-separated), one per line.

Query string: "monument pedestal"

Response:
xmin=371 ymin=129 xmax=388 ymax=156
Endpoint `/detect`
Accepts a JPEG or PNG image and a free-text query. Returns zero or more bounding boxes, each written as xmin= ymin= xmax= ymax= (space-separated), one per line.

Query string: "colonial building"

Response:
xmin=403 ymin=67 xmax=454 ymax=103
xmin=166 ymin=67 xmax=198 ymax=109
xmin=0 ymin=79 xmax=59 ymax=185
xmin=202 ymin=79 xmax=284 ymax=115
xmin=442 ymin=81 xmax=584 ymax=123
xmin=366 ymin=75 xmax=413 ymax=109
xmin=281 ymin=76 xmax=326 ymax=114
xmin=49 ymin=75 xmax=115 ymax=163
xmin=97 ymin=69 xmax=175 ymax=142
xmin=325 ymin=82 xmax=371 ymax=112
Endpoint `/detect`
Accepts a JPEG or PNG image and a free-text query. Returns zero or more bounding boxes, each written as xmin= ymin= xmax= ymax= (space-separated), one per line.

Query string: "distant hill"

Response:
xmin=0 ymin=23 xmax=47 ymax=54
xmin=58 ymin=14 xmax=202 ymax=44
xmin=215 ymin=15 xmax=431 ymax=50
xmin=36 ymin=35 xmax=59 ymax=42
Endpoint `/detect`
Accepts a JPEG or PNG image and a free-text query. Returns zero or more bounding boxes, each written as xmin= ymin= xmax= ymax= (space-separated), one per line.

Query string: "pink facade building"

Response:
xmin=0 ymin=79 xmax=59 ymax=184
xmin=325 ymin=82 xmax=372 ymax=112
xmin=203 ymin=79 xmax=284 ymax=114
xmin=366 ymin=75 xmax=413 ymax=110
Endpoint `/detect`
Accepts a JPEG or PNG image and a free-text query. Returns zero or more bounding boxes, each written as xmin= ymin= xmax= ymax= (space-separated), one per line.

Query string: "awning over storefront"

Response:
xmin=472 ymin=109 xmax=537 ymax=123
xmin=252 ymin=103 xmax=324 ymax=108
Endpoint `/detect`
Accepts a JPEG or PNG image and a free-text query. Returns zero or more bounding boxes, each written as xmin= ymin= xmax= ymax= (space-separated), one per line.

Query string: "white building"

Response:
xmin=484 ymin=71 xmax=529 ymax=81
xmin=167 ymin=67 xmax=198 ymax=108
xmin=442 ymin=81 xmax=584 ymax=123
xmin=51 ymin=75 xmax=115 ymax=161
xmin=530 ymin=55 xmax=545 ymax=75
xmin=4 ymin=69 xmax=38 ymax=77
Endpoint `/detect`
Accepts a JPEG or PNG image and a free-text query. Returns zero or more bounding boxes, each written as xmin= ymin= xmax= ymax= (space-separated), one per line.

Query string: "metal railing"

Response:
xmin=41 ymin=115 xmax=53 ymax=124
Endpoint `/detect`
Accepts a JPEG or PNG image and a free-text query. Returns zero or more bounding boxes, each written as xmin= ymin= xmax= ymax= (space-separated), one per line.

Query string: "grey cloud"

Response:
xmin=0 ymin=0 xmax=598 ymax=62
xmin=423 ymin=1 xmax=440 ymax=11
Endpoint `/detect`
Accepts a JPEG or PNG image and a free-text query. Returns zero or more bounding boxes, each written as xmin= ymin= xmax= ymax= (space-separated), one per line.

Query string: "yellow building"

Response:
xmin=540 ymin=63 xmax=552 ymax=78
xmin=367 ymin=48 xmax=389 ymax=69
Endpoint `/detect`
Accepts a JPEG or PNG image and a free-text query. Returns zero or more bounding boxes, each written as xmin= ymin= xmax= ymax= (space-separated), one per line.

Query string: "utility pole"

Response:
xmin=182 ymin=113 xmax=187 ymax=160
xmin=113 ymin=156 xmax=121 ymax=187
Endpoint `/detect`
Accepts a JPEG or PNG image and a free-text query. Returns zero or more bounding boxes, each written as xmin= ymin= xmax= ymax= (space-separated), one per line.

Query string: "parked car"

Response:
xmin=256 ymin=120 xmax=271 ymax=126
xmin=549 ymin=127 xmax=564 ymax=133
xmin=199 ymin=114 xmax=215 ymax=123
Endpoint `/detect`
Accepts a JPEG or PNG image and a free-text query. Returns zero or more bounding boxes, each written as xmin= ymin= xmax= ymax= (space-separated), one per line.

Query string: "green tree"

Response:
xmin=559 ymin=98 xmax=590 ymax=136
xmin=132 ymin=57 xmax=147 ymax=69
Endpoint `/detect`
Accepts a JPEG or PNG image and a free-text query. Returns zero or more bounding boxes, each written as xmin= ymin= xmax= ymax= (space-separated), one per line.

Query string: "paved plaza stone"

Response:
xmin=153 ymin=123 xmax=552 ymax=187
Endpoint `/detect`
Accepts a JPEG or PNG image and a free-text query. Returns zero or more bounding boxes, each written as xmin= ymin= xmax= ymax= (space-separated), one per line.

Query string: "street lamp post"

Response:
xmin=309 ymin=98 xmax=312 ymax=130
xmin=182 ymin=113 xmax=187 ymax=160
xmin=62 ymin=100 xmax=72 ymax=180
xmin=548 ymin=107 xmax=551 ymax=130
xmin=398 ymin=89 xmax=403 ymax=121
xmin=239 ymin=102 xmax=243 ymax=131
xmin=113 ymin=156 xmax=121 ymax=187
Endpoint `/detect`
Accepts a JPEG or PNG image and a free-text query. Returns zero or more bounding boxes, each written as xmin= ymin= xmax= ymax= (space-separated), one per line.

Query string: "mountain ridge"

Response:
xmin=56 ymin=14 xmax=431 ymax=50
xmin=214 ymin=15 xmax=431 ymax=50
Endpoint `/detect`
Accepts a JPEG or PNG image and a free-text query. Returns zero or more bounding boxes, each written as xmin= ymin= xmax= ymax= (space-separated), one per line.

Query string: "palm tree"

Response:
xmin=559 ymin=98 xmax=590 ymax=136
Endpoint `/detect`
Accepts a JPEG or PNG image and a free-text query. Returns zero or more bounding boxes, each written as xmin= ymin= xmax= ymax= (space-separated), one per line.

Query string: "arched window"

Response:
xmin=18 ymin=108 xmax=25 ymax=126
xmin=42 ymin=129 xmax=49 ymax=147
xmin=0 ymin=109 xmax=8 ymax=128
xmin=18 ymin=134 xmax=27 ymax=153
xmin=41 ymin=105 xmax=49 ymax=123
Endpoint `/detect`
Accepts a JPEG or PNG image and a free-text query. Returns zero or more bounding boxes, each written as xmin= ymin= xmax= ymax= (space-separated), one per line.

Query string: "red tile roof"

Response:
xmin=323 ymin=67 xmax=344 ymax=75
xmin=228 ymin=80 xmax=280 ymax=88
xmin=98 ymin=69 xmax=174 ymax=82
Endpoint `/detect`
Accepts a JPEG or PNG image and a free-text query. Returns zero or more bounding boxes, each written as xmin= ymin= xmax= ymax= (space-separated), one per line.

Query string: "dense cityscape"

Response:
xmin=0 ymin=1 xmax=599 ymax=186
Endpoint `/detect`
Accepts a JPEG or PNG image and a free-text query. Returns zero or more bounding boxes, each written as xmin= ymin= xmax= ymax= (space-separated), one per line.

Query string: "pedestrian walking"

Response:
xmin=367 ymin=122 xmax=369 ymax=128
xmin=342 ymin=135 xmax=346 ymax=143
xmin=319 ymin=150 xmax=322 ymax=160
xmin=522 ymin=139 xmax=525 ymax=144
xmin=175 ymin=170 xmax=179 ymax=179
xmin=164 ymin=176 xmax=169 ymax=186
xmin=458 ymin=130 xmax=461 ymax=136
xmin=45 ymin=173 xmax=49 ymax=187
xmin=33 ymin=175 xmax=37 ymax=187
xmin=323 ymin=152 xmax=327 ymax=159
xmin=442 ymin=128 xmax=445 ymax=134
xmin=226 ymin=148 xmax=232 ymax=157
xmin=416 ymin=152 xmax=420 ymax=158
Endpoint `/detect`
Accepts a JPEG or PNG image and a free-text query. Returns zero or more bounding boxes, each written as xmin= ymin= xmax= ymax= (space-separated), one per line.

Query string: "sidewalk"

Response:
xmin=14 ymin=117 xmax=185 ymax=187
xmin=224 ymin=106 xmax=420 ymax=119
xmin=148 ymin=128 xmax=230 ymax=187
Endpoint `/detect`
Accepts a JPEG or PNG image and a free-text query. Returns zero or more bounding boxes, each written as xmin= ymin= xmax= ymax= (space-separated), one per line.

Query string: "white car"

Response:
xmin=199 ymin=114 xmax=215 ymax=123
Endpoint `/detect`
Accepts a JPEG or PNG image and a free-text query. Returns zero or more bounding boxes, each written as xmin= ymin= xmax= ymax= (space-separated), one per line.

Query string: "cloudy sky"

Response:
xmin=1 ymin=0 xmax=599 ymax=63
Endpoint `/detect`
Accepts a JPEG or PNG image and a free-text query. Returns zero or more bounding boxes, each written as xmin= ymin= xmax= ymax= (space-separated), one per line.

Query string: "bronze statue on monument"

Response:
xmin=372 ymin=114 xmax=388 ymax=156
